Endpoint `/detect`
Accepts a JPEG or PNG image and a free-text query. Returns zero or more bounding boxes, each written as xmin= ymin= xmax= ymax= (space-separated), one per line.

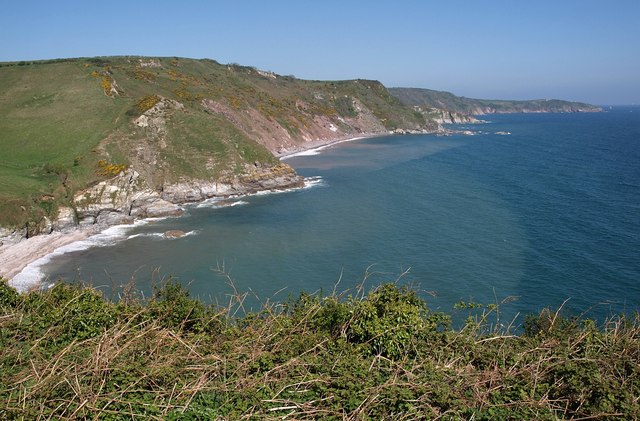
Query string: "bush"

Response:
xmin=346 ymin=283 xmax=450 ymax=359
xmin=0 ymin=281 xmax=638 ymax=419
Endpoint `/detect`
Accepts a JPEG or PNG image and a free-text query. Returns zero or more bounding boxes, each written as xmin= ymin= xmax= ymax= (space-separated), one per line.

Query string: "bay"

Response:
xmin=42 ymin=107 xmax=640 ymax=322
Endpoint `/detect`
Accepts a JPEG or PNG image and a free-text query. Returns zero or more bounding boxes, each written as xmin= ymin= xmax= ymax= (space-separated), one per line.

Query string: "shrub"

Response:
xmin=147 ymin=281 xmax=222 ymax=334
xmin=96 ymin=159 xmax=126 ymax=176
xmin=346 ymin=283 xmax=450 ymax=359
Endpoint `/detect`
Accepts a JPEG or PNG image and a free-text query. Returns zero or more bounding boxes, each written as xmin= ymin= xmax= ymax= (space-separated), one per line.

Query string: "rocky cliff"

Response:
xmin=389 ymin=87 xmax=602 ymax=115
xmin=0 ymin=56 xmax=602 ymax=245
xmin=1 ymin=57 xmax=439 ymax=242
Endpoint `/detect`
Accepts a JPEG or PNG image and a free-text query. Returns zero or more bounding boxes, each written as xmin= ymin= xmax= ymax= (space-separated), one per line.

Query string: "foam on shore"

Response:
xmin=8 ymin=175 xmax=325 ymax=292
xmin=280 ymin=136 xmax=368 ymax=160
xmin=10 ymin=221 xmax=147 ymax=292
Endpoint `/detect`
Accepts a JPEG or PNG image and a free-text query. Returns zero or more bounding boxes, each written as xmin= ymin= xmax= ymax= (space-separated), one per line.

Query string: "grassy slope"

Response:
xmin=0 ymin=57 xmax=427 ymax=229
xmin=389 ymin=87 xmax=602 ymax=114
xmin=0 ymin=60 xmax=123 ymax=226
xmin=1 ymin=280 xmax=637 ymax=419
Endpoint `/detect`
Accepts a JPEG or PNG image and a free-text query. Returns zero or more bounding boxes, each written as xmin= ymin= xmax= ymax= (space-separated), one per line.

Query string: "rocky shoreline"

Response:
xmin=0 ymin=162 xmax=304 ymax=291
xmin=0 ymin=123 xmax=483 ymax=291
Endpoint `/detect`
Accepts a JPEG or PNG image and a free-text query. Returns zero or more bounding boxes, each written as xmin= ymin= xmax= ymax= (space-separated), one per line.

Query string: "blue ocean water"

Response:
xmin=41 ymin=107 xmax=640 ymax=322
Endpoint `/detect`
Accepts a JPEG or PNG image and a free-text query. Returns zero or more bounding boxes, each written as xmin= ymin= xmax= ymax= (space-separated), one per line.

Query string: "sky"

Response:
xmin=2 ymin=0 xmax=638 ymax=105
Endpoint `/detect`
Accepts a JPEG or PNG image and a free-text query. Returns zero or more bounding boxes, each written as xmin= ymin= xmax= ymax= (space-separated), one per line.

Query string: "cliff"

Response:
xmin=0 ymin=57 xmax=437 ymax=238
xmin=389 ymin=87 xmax=602 ymax=115
xmin=0 ymin=56 xmax=601 ymax=243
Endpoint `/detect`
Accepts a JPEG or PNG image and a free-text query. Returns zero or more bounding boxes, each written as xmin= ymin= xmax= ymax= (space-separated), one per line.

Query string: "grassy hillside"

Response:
xmin=389 ymin=87 xmax=602 ymax=114
xmin=0 ymin=57 xmax=428 ymax=230
xmin=1 ymin=280 xmax=637 ymax=419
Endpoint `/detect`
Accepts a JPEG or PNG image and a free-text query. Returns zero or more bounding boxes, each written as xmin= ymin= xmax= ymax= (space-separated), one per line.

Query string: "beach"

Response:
xmin=0 ymin=228 xmax=97 ymax=291
xmin=0 ymin=133 xmax=392 ymax=292
xmin=277 ymin=133 xmax=386 ymax=160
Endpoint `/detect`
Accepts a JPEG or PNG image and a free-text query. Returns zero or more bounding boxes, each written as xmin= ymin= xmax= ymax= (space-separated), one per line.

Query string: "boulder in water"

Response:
xmin=164 ymin=230 xmax=186 ymax=238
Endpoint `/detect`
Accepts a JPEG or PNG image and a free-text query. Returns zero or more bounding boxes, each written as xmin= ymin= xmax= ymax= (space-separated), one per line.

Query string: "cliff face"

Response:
xmin=0 ymin=57 xmax=437 ymax=235
xmin=0 ymin=56 xmax=601 ymax=242
xmin=420 ymin=107 xmax=482 ymax=124
xmin=389 ymin=87 xmax=602 ymax=115
xmin=66 ymin=163 xmax=303 ymax=232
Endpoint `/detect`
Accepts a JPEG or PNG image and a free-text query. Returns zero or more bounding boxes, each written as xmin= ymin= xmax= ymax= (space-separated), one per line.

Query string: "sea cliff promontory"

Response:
xmin=389 ymin=87 xmax=602 ymax=115
xmin=0 ymin=56 xmax=601 ymax=285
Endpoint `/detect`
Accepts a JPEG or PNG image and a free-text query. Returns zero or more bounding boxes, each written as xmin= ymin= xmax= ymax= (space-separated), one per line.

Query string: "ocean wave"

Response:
xmin=194 ymin=198 xmax=248 ymax=209
xmin=127 ymin=230 xmax=199 ymax=240
xmin=127 ymin=232 xmax=165 ymax=240
xmin=304 ymin=176 xmax=326 ymax=189
xmin=11 ymin=220 xmax=149 ymax=292
xmin=283 ymin=149 xmax=322 ymax=158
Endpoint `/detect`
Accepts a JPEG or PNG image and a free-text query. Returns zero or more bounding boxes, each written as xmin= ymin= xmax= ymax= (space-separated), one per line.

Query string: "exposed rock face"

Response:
xmin=34 ymin=163 xmax=305 ymax=236
xmin=52 ymin=207 xmax=77 ymax=232
xmin=160 ymin=163 xmax=304 ymax=203
xmin=0 ymin=164 xmax=299 ymax=253
xmin=72 ymin=169 xmax=183 ymax=226
xmin=421 ymin=108 xmax=482 ymax=125
xmin=201 ymin=95 xmax=404 ymax=156
xmin=0 ymin=227 xmax=27 ymax=247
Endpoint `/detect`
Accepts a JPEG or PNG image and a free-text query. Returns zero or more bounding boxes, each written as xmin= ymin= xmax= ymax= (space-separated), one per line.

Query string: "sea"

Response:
xmin=29 ymin=106 xmax=640 ymax=324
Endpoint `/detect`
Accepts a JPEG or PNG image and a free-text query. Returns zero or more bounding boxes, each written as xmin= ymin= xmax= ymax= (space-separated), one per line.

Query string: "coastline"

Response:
xmin=1 ymin=129 xmax=445 ymax=292
xmin=0 ymin=172 xmax=326 ymax=293
xmin=0 ymin=227 xmax=98 ymax=292
xmin=276 ymin=132 xmax=387 ymax=160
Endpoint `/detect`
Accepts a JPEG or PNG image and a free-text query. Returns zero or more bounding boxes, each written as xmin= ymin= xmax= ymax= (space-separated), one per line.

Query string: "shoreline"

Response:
xmin=0 ymin=227 xmax=99 ymax=292
xmin=0 ymin=173 xmax=328 ymax=293
xmin=277 ymin=132 xmax=392 ymax=160
xmin=1 ymin=129 xmax=447 ymax=292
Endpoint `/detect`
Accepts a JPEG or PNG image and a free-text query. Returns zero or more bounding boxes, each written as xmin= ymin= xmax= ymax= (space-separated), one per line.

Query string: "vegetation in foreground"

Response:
xmin=1 ymin=279 xmax=638 ymax=419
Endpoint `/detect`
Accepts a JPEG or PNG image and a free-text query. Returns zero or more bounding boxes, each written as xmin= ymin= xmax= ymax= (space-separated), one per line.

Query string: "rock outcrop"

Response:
xmin=160 ymin=163 xmax=303 ymax=203
xmin=419 ymin=107 xmax=482 ymax=125
xmin=55 ymin=163 xmax=303 ymax=234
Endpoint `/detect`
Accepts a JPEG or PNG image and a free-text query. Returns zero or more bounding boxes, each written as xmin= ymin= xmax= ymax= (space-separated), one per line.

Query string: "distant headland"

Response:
xmin=0 ymin=56 xmax=601 ymax=285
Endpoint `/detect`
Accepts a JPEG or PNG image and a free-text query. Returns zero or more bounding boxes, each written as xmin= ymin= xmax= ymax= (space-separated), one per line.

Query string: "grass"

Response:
xmin=0 ymin=56 xmax=434 ymax=230
xmin=1 ymin=278 xmax=638 ymax=419
xmin=389 ymin=87 xmax=602 ymax=114
xmin=0 ymin=61 xmax=124 ymax=227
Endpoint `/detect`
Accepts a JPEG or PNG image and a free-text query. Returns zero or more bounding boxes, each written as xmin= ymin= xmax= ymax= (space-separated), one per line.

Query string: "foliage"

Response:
xmin=96 ymin=159 xmax=127 ymax=177
xmin=389 ymin=87 xmax=602 ymax=114
xmin=134 ymin=94 xmax=161 ymax=114
xmin=346 ymin=283 xmax=449 ymax=359
xmin=0 ymin=279 xmax=638 ymax=419
xmin=0 ymin=56 xmax=435 ymax=228
xmin=334 ymin=95 xmax=358 ymax=117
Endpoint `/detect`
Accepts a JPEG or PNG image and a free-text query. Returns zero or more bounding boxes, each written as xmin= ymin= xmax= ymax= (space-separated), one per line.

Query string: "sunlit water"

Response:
xmin=40 ymin=107 xmax=640 ymax=322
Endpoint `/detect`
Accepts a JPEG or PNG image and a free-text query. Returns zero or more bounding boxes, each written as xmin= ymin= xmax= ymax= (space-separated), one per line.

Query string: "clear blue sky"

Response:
xmin=2 ymin=0 xmax=638 ymax=104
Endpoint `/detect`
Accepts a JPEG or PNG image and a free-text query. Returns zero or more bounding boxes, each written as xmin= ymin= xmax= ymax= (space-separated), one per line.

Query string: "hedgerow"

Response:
xmin=0 ymin=279 xmax=637 ymax=419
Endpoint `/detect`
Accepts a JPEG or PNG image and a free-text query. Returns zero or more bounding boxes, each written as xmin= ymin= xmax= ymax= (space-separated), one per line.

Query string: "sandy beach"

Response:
xmin=277 ymin=132 xmax=387 ymax=160
xmin=0 ymin=228 xmax=96 ymax=291
xmin=0 ymin=132 xmax=388 ymax=292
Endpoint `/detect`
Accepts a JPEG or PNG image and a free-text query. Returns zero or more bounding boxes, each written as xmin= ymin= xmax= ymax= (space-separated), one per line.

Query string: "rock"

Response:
xmin=78 ymin=216 xmax=96 ymax=227
xmin=41 ymin=217 xmax=53 ymax=234
xmin=96 ymin=212 xmax=134 ymax=226
xmin=0 ymin=227 xmax=27 ymax=246
xmin=133 ymin=197 xmax=183 ymax=218
xmin=164 ymin=230 xmax=186 ymax=238
xmin=53 ymin=206 xmax=77 ymax=232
